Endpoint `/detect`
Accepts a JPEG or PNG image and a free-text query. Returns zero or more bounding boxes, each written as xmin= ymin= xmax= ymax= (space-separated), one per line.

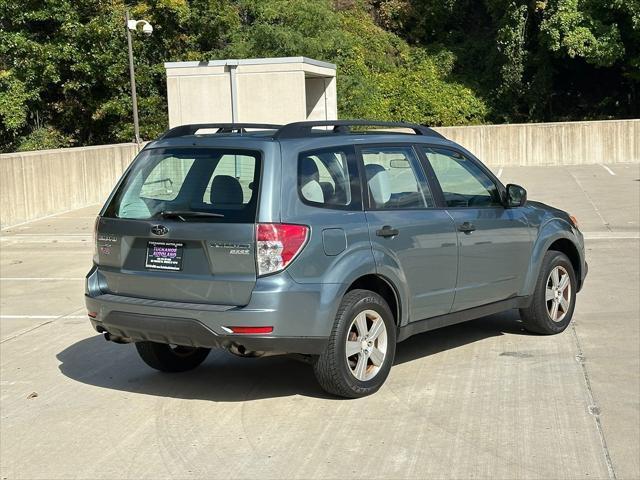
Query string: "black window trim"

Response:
xmin=416 ymin=144 xmax=507 ymax=210
xmin=355 ymin=143 xmax=439 ymax=212
xmin=296 ymin=144 xmax=362 ymax=211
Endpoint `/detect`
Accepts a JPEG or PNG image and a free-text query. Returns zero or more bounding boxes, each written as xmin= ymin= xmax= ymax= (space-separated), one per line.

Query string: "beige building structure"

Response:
xmin=164 ymin=57 xmax=337 ymax=127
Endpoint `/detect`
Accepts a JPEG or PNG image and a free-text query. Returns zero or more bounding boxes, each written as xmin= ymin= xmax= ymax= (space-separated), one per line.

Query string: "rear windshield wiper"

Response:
xmin=158 ymin=210 xmax=225 ymax=221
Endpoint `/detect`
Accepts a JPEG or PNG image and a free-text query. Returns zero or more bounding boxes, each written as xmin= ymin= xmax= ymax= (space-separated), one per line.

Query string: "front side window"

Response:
xmin=298 ymin=147 xmax=354 ymax=208
xmin=422 ymin=147 xmax=502 ymax=208
xmin=361 ymin=146 xmax=434 ymax=209
xmin=104 ymin=148 xmax=260 ymax=223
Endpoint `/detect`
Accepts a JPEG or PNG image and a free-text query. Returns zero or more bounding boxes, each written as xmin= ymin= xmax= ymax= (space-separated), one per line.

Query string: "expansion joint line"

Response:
xmin=571 ymin=323 xmax=617 ymax=479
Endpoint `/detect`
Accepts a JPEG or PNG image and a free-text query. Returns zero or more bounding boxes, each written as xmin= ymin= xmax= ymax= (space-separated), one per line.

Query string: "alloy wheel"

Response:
xmin=345 ymin=309 xmax=388 ymax=381
xmin=546 ymin=265 xmax=572 ymax=322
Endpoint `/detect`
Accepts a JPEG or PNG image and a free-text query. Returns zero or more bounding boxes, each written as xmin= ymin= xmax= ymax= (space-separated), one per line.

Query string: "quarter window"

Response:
xmin=298 ymin=147 xmax=354 ymax=208
xmin=423 ymin=147 xmax=502 ymax=208
xmin=361 ymin=146 xmax=434 ymax=209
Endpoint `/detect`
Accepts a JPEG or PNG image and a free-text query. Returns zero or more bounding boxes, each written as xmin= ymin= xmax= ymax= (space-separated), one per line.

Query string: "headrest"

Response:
xmin=300 ymin=157 xmax=320 ymax=183
xmin=210 ymin=175 xmax=244 ymax=205
xmin=366 ymin=164 xmax=391 ymax=207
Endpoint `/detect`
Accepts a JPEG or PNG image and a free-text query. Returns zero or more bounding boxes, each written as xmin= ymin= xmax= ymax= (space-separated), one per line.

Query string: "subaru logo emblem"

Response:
xmin=151 ymin=224 xmax=169 ymax=236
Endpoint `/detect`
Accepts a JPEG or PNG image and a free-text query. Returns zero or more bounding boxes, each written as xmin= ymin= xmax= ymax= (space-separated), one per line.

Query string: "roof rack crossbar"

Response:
xmin=273 ymin=120 xmax=444 ymax=139
xmin=160 ymin=123 xmax=282 ymax=139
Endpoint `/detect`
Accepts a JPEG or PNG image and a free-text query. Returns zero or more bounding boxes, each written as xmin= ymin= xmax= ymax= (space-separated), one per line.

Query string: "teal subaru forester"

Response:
xmin=86 ymin=120 xmax=587 ymax=398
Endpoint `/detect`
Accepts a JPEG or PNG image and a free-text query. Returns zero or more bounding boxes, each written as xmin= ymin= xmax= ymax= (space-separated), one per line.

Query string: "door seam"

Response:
xmin=444 ymin=209 xmax=460 ymax=313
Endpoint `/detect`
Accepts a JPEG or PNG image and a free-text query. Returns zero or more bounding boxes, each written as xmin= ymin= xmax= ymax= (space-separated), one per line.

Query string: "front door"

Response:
xmin=360 ymin=145 xmax=459 ymax=322
xmin=421 ymin=146 xmax=533 ymax=311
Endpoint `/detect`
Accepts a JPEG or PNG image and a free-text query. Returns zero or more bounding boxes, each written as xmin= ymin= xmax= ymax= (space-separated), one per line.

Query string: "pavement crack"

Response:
xmin=0 ymin=321 xmax=54 ymax=343
xmin=0 ymin=308 xmax=84 ymax=344
xmin=571 ymin=323 xmax=617 ymax=479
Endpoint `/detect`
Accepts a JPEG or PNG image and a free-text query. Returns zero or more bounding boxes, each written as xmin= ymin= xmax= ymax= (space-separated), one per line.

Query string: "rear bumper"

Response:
xmin=87 ymin=312 xmax=328 ymax=354
xmin=85 ymin=268 xmax=339 ymax=354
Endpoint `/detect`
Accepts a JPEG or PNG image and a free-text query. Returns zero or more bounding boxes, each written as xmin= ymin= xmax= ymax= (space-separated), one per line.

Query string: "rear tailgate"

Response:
xmin=96 ymin=218 xmax=255 ymax=305
xmin=95 ymin=146 xmax=262 ymax=306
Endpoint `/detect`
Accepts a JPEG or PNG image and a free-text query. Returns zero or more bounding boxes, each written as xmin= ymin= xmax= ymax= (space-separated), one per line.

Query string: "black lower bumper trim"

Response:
xmin=397 ymin=296 xmax=530 ymax=342
xmin=92 ymin=311 xmax=328 ymax=355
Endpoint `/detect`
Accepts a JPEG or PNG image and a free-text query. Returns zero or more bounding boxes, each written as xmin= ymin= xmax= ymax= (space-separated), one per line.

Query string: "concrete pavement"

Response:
xmin=0 ymin=163 xmax=638 ymax=479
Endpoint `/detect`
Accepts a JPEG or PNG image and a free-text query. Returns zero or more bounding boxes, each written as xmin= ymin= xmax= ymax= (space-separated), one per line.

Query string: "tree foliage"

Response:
xmin=0 ymin=0 xmax=637 ymax=152
xmin=374 ymin=0 xmax=639 ymax=121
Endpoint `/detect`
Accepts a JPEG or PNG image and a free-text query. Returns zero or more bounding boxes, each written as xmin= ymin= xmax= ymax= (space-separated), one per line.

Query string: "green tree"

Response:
xmin=373 ymin=0 xmax=639 ymax=121
xmin=2 ymin=0 xmax=634 ymax=152
xmin=1 ymin=0 xmax=490 ymax=152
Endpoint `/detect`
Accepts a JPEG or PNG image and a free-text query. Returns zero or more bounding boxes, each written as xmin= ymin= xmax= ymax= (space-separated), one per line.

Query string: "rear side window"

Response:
xmin=361 ymin=146 xmax=435 ymax=209
xmin=298 ymin=146 xmax=358 ymax=209
xmin=104 ymin=148 xmax=260 ymax=223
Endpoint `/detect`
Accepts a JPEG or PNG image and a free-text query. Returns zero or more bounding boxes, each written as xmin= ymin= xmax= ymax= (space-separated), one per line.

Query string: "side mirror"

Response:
xmin=506 ymin=184 xmax=527 ymax=207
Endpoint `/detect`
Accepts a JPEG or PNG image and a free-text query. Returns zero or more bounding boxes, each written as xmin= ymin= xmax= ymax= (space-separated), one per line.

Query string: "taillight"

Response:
xmin=93 ymin=216 xmax=100 ymax=262
xmin=256 ymin=223 xmax=309 ymax=276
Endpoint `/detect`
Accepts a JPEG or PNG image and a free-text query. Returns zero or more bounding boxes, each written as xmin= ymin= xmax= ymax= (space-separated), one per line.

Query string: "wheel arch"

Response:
xmin=547 ymin=238 xmax=582 ymax=287
xmin=345 ymin=274 xmax=402 ymax=327
xmin=524 ymin=220 xmax=584 ymax=296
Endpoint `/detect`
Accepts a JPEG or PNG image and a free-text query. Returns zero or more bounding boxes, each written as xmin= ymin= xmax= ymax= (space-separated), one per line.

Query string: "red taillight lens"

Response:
xmin=93 ymin=216 xmax=100 ymax=261
xmin=227 ymin=326 xmax=273 ymax=334
xmin=256 ymin=223 xmax=309 ymax=276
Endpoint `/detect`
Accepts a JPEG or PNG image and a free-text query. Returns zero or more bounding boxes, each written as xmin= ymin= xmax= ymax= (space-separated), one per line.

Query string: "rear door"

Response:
xmin=359 ymin=145 xmax=459 ymax=321
xmin=420 ymin=146 xmax=533 ymax=311
xmin=96 ymin=147 xmax=261 ymax=306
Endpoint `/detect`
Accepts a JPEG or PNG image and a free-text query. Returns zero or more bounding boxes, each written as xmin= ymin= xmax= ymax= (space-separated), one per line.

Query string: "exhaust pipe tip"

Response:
xmin=103 ymin=331 xmax=132 ymax=344
xmin=227 ymin=343 xmax=264 ymax=358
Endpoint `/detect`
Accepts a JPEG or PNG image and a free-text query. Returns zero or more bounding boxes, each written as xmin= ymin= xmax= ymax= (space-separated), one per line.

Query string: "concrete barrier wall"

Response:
xmin=434 ymin=119 xmax=639 ymax=166
xmin=0 ymin=143 xmax=141 ymax=229
xmin=1 ymin=119 xmax=638 ymax=228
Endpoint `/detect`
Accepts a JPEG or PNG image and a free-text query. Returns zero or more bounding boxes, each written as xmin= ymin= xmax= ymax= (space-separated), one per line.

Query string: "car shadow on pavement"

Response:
xmin=57 ymin=309 xmax=528 ymax=402
xmin=394 ymin=309 xmax=526 ymax=366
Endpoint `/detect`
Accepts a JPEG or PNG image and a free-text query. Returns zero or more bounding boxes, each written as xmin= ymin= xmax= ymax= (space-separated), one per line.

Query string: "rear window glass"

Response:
xmin=104 ymin=148 xmax=260 ymax=223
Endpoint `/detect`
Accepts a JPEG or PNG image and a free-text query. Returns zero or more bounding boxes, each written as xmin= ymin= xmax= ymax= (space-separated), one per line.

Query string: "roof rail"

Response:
xmin=273 ymin=120 xmax=444 ymax=140
xmin=159 ymin=123 xmax=282 ymax=139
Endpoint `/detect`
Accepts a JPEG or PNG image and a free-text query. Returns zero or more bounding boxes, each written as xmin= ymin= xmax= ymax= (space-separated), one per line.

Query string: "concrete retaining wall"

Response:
xmin=0 ymin=143 xmax=141 ymax=229
xmin=1 ymin=119 xmax=638 ymax=229
xmin=435 ymin=119 xmax=639 ymax=166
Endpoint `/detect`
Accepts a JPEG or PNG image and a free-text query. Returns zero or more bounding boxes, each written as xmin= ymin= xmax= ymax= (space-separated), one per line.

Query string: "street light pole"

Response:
xmin=125 ymin=11 xmax=141 ymax=144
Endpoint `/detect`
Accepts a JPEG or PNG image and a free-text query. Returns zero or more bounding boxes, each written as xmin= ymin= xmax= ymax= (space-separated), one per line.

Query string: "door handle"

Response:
xmin=376 ymin=226 xmax=399 ymax=238
xmin=457 ymin=221 xmax=476 ymax=233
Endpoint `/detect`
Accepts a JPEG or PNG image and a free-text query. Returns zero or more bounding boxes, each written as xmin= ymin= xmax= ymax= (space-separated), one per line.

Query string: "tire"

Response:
xmin=313 ymin=289 xmax=396 ymax=398
xmin=519 ymin=251 xmax=577 ymax=335
xmin=135 ymin=341 xmax=211 ymax=373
